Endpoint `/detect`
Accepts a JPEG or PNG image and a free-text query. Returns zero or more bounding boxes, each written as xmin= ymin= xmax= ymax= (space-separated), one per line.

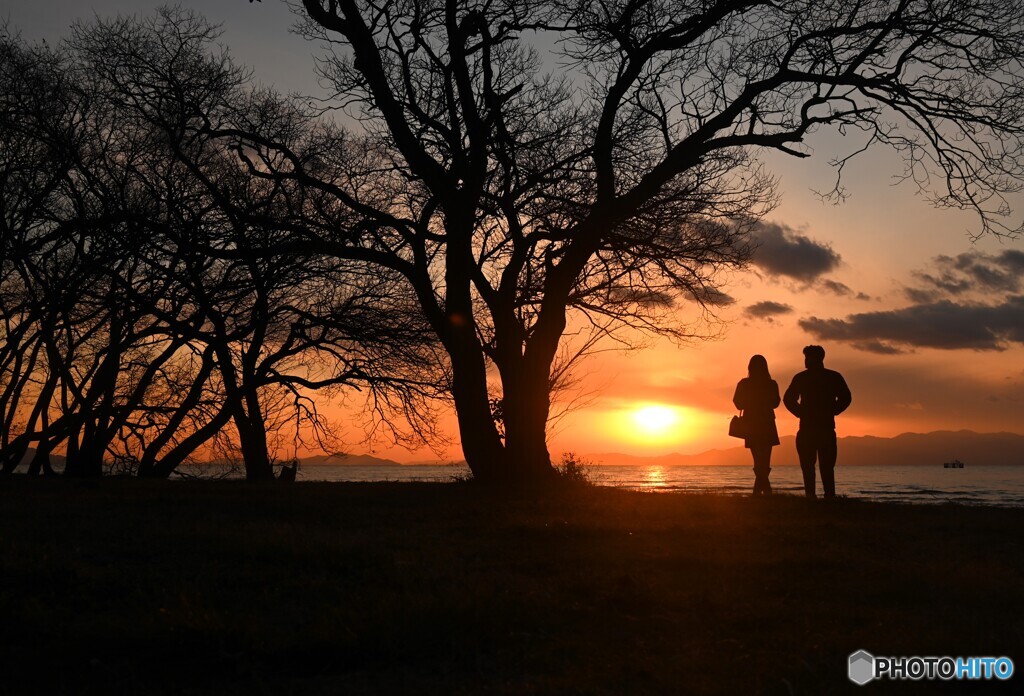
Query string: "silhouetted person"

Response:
xmin=733 ymin=355 xmax=781 ymax=496
xmin=783 ymin=345 xmax=852 ymax=498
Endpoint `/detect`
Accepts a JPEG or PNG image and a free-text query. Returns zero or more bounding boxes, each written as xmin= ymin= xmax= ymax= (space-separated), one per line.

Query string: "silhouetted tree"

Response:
xmin=0 ymin=27 xmax=110 ymax=474
xmin=231 ymin=0 xmax=1024 ymax=485
xmin=0 ymin=12 xmax=443 ymax=479
xmin=66 ymin=10 xmax=444 ymax=480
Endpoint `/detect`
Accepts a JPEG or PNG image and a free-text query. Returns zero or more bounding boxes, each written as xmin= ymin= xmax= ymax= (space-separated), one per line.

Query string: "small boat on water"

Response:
xmin=943 ymin=459 xmax=965 ymax=468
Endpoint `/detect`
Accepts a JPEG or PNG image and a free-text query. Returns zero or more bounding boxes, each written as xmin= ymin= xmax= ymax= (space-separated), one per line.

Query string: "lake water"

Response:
xmin=289 ymin=464 xmax=1024 ymax=507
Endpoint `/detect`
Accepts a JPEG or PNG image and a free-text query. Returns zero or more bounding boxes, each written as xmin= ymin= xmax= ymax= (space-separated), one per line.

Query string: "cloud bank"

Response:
xmin=802 ymin=249 xmax=1024 ymax=353
xmin=910 ymin=250 xmax=1024 ymax=301
xmin=744 ymin=301 xmax=794 ymax=320
xmin=800 ymin=296 xmax=1024 ymax=352
xmin=750 ymin=222 xmax=841 ymax=283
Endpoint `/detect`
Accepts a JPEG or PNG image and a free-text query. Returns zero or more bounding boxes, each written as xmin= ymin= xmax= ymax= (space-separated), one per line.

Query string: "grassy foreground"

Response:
xmin=0 ymin=479 xmax=1021 ymax=695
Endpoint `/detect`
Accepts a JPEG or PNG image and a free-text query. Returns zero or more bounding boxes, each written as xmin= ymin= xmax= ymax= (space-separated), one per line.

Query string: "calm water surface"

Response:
xmin=289 ymin=464 xmax=1024 ymax=507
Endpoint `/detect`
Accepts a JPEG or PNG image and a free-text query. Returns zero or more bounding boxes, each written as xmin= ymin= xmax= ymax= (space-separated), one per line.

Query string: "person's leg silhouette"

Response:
xmin=796 ymin=430 xmax=817 ymax=497
xmin=819 ymin=431 xmax=838 ymax=498
xmin=751 ymin=445 xmax=772 ymax=496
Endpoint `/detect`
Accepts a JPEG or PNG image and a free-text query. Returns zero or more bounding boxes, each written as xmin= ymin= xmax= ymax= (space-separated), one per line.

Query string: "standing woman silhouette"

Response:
xmin=733 ymin=355 xmax=781 ymax=495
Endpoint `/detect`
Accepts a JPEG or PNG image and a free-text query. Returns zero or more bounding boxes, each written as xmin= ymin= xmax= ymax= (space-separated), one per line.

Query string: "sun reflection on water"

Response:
xmin=646 ymin=466 xmax=667 ymax=488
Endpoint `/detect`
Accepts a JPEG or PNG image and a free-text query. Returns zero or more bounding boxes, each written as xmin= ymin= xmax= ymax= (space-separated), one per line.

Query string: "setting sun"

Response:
xmin=631 ymin=405 xmax=680 ymax=436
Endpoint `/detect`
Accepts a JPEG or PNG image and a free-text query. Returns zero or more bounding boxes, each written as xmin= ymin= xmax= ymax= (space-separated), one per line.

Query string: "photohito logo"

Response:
xmin=848 ymin=651 xmax=1014 ymax=685
xmin=848 ymin=651 xmax=875 ymax=685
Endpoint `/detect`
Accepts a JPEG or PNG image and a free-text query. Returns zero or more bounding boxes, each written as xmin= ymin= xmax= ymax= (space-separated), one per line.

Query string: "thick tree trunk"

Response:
xmin=442 ymin=203 xmax=513 ymax=484
xmin=450 ymin=347 xmax=560 ymax=487
xmin=209 ymin=338 xmax=274 ymax=482
xmin=492 ymin=247 xmax=591 ymax=487
xmin=499 ymin=360 xmax=558 ymax=486
xmin=449 ymin=348 xmax=505 ymax=484
xmin=70 ymin=419 xmax=107 ymax=478
xmin=62 ymin=424 xmax=83 ymax=477
xmin=235 ymin=390 xmax=274 ymax=482
xmin=237 ymin=422 xmax=273 ymax=481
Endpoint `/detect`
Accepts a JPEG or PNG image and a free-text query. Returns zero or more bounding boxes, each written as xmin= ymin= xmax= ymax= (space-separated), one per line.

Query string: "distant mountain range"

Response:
xmin=11 ymin=430 xmax=1023 ymax=471
xmin=299 ymin=453 xmax=409 ymax=467
xmin=302 ymin=430 xmax=1024 ymax=468
xmin=590 ymin=430 xmax=1024 ymax=467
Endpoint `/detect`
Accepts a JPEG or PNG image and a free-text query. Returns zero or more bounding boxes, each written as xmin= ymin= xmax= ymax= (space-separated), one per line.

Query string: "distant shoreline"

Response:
xmin=9 ymin=429 xmax=1023 ymax=471
xmin=313 ymin=429 xmax=1024 ymax=467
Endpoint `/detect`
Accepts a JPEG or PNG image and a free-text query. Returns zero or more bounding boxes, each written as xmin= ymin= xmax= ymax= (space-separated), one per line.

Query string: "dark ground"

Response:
xmin=0 ymin=478 xmax=1021 ymax=694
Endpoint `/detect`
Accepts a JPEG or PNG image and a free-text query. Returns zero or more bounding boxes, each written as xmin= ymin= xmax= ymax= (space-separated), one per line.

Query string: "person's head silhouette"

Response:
xmin=803 ymin=344 xmax=825 ymax=369
xmin=748 ymin=354 xmax=771 ymax=380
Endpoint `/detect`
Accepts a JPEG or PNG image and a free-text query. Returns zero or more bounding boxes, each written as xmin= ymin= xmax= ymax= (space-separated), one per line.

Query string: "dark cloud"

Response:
xmin=904 ymin=287 xmax=939 ymax=304
xmin=750 ymin=222 xmax=841 ymax=282
xmin=912 ymin=250 xmax=1024 ymax=298
xmin=609 ymin=287 xmax=675 ymax=307
xmin=851 ymin=341 xmax=905 ymax=355
xmin=705 ymin=288 xmax=736 ymax=307
xmin=800 ymin=296 xmax=1024 ymax=352
xmin=744 ymin=301 xmax=793 ymax=319
xmin=821 ymin=279 xmax=851 ymax=296
xmin=1000 ymin=249 xmax=1024 ymax=272
xmin=820 ymin=279 xmax=868 ymax=298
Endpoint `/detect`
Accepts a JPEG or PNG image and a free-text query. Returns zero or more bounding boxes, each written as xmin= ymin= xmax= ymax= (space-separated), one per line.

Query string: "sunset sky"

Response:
xmin=11 ymin=1 xmax=1024 ymax=462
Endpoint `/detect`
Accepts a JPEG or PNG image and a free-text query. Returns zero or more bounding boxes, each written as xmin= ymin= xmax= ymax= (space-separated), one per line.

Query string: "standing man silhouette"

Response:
xmin=783 ymin=345 xmax=852 ymax=499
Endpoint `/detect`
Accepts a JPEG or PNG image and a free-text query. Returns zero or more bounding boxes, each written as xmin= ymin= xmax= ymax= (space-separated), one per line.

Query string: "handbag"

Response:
xmin=728 ymin=411 xmax=748 ymax=439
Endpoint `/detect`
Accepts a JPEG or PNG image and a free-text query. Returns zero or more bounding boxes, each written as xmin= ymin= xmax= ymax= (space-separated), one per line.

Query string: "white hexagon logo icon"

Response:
xmin=848 ymin=650 xmax=875 ymax=685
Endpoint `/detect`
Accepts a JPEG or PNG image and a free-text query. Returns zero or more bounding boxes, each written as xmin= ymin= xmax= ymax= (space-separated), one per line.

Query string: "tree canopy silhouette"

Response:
xmin=0 ymin=12 xmax=443 ymax=480
xmin=230 ymin=0 xmax=1024 ymax=485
